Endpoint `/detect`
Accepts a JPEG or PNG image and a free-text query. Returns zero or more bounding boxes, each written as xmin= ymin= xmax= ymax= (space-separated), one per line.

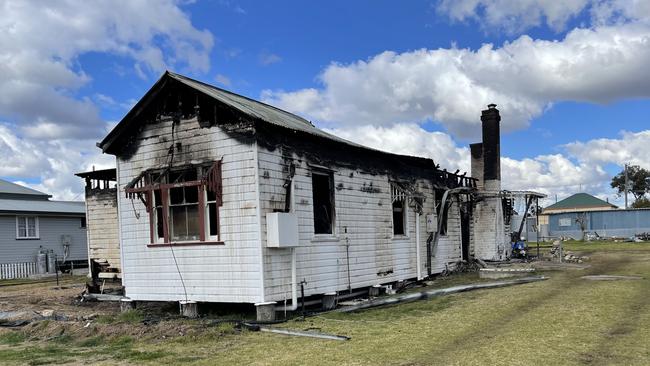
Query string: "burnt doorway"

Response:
xmin=460 ymin=202 xmax=471 ymax=261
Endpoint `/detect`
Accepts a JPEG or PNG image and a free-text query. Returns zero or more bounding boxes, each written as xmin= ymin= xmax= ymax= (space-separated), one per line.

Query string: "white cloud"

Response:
xmin=262 ymin=22 xmax=650 ymax=139
xmin=0 ymin=124 xmax=114 ymax=200
xmin=259 ymin=52 xmax=283 ymax=66
xmin=0 ymin=0 xmax=213 ymax=199
xmin=436 ymin=0 xmax=650 ymax=34
xmin=325 ymin=123 xmax=622 ymax=207
xmin=215 ymin=73 xmax=232 ymax=87
xmin=565 ymin=130 xmax=650 ymax=168
xmin=326 ymin=124 xmax=470 ymax=173
xmin=0 ymin=0 xmax=214 ymax=139
xmin=437 ymin=0 xmax=590 ymax=33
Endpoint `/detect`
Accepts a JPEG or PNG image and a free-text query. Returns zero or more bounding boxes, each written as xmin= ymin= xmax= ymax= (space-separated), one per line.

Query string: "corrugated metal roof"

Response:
xmin=544 ymin=193 xmax=617 ymax=211
xmin=99 ymin=71 xmax=428 ymax=161
xmin=0 ymin=179 xmax=50 ymax=197
xmin=166 ymin=71 xmax=370 ymax=150
xmin=0 ymin=199 xmax=85 ymax=215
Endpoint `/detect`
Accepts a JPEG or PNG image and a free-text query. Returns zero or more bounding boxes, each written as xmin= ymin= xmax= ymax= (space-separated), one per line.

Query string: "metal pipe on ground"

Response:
xmin=336 ymin=276 xmax=547 ymax=313
xmin=243 ymin=323 xmax=350 ymax=341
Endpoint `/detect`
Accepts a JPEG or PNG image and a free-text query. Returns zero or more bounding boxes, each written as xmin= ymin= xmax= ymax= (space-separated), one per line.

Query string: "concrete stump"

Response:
xmin=180 ymin=300 xmax=199 ymax=318
xmin=369 ymin=285 xmax=382 ymax=297
xmin=120 ymin=299 xmax=136 ymax=312
xmin=255 ymin=302 xmax=276 ymax=322
xmin=322 ymin=292 xmax=337 ymax=311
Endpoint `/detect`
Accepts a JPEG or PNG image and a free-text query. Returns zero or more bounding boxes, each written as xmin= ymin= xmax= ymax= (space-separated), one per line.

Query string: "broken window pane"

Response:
xmin=312 ymin=172 xmax=334 ymax=234
xmin=208 ymin=202 xmax=218 ymax=237
xmin=393 ymin=200 xmax=405 ymax=235
xmin=185 ymin=186 xmax=198 ymax=203
xmin=156 ymin=207 xmax=164 ymax=239
xmin=170 ymin=187 xmax=184 ymax=204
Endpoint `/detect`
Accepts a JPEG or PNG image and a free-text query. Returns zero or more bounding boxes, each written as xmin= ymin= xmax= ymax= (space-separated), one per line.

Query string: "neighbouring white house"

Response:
xmin=0 ymin=179 xmax=87 ymax=279
xmin=96 ymin=71 xmax=521 ymax=316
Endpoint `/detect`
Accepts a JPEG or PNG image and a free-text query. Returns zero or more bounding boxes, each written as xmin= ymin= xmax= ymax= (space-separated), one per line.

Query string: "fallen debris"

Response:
xmin=244 ymin=323 xmax=350 ymax=341
xmin=479 ymin=267 xmax=535 ymax=279
xmin=82 ymin=293 xmax=125 ymax=302
xmin=581 ymin=275 xmax=643 ymax=281
xmin=336 ymin=276 xmax=548 ymax=313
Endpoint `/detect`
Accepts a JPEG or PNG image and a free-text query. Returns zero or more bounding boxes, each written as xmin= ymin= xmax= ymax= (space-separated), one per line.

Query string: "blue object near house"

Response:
xmin=0 ymin=179 xmax=87 ymax=278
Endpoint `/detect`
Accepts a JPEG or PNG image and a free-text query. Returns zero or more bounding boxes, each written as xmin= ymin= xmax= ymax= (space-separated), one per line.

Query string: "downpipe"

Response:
xmin=276 ymin=247 xmax=298 ymax=312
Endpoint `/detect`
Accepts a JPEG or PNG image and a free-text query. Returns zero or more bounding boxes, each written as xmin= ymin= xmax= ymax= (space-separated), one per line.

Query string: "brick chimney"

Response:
xmin=480 ymin=104 xmax=501 ymax=191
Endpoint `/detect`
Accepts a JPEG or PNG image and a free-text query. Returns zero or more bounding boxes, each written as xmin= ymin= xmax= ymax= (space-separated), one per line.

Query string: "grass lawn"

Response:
xmin=1 ymin=242 xmax=649 ymax=365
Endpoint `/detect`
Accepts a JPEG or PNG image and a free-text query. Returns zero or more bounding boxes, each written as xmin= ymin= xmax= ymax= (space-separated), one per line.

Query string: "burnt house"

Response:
xmin=97 ymin=71 xmax=493 ymax=314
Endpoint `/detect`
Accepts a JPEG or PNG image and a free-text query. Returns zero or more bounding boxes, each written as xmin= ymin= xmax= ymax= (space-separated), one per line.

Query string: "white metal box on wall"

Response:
xmin=266 ymin=212 xmax=299 ymax=248
xmin=426 ymin=214 xmax=438 ymax=233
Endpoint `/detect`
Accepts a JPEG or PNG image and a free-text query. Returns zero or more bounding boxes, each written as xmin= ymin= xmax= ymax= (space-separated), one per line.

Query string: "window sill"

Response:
xmin=392 ymin=235 xmax=410 ymax=241
xmin=16 ymin=237 xmax=40 ymax=240
xmin=311 ymin=235 xmax=340 ymax=243
xmin=147 ymin=241 xmax=225 ymax=248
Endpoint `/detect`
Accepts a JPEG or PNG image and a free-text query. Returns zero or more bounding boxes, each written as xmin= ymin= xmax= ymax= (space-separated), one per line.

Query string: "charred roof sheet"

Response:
xmin=75 ymin=168 xmax=117 ymax=181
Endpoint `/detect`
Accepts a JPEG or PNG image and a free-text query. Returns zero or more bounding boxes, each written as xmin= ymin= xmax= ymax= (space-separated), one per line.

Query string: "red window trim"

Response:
xmin=147 ymin=241 xmax=225 ymax=248
xmin=124 ymin=161 xmax=223 ymax=246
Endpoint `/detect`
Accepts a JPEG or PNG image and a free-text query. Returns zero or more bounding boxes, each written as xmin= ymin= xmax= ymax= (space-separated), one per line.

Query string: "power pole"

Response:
xmin=624 ymin=163 xmax=629 ymax=209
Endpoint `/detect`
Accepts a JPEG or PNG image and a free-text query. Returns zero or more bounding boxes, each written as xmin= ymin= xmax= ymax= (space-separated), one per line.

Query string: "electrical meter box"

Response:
xmin=266 ymin=212 xmax=299 ymax=248
xmin=426 ymin=214 xmax=438 ymax=233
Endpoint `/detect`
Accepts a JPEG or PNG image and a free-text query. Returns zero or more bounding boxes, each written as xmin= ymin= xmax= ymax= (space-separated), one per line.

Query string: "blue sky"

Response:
xmin=1 ymin=0 xmax=650 ymax=204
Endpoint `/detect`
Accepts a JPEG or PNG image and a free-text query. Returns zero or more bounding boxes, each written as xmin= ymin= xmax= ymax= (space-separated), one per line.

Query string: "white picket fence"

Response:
xmin=0 ymin=262 xmax=37 ymax=280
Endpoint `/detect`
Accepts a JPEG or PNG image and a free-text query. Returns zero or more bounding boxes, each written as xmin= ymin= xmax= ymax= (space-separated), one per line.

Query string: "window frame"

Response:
xmin=125 ymin=162 xmax=223 ymax=247
xmin=311 ymin=169 xmax=336 ymax=237
xmin=16 ymin=216 xmax=39 ymax=240
xmin=390 ymin=183 xmax=410 ymax=238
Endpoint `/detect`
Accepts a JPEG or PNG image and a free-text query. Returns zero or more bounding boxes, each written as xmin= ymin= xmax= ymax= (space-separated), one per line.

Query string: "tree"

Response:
xmin=632 ymin=196 xmax=650 ymax=209
xmin=611 ymin=165 xmax=650 ymax=204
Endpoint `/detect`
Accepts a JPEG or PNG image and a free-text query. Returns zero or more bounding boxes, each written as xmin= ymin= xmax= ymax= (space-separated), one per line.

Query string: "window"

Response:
xmin=435 ymin=191 xmax=449 ymax=236
xmin=125 ymin=162 xmax=222 ymax=245
xmin=391 ymin=183 xmax=408 ymax=236
xmin=80 ymin=217 xmax=86 ymax=228
xmin=392 ymin=200 xmax=406 ymax=235
xmin=16 ymin=216 xmax=39 ymax=239
xmin=312 ymin=171 xmax=335 ymax=235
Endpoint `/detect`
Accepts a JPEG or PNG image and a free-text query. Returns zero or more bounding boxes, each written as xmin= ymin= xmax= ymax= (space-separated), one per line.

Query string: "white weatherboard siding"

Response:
xmin=117 ymin=118 xmax=261 ymax=303
xmin=473 ymin=196 xmax=509 ymax=261
xmin=86 ymin=189 xmax=120 ymax=271
xmin=257 ymin=147 xmax=467 ymax=301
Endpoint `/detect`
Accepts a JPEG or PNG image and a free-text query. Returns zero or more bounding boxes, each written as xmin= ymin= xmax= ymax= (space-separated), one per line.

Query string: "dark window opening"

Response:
xmin=436 ymin=192 xmax=449 ymax=236
xmin=393 ymin=200 xmax=405 ymax=235
xmin=312 ymin=171 xmax=334 ymax=234
xmin=80 ymin=217 xmax=87 ymax=228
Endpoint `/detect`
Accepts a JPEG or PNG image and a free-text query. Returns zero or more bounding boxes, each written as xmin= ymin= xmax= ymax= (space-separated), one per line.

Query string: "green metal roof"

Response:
xmin=544 ymin=193 xmax=617 ymax=211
